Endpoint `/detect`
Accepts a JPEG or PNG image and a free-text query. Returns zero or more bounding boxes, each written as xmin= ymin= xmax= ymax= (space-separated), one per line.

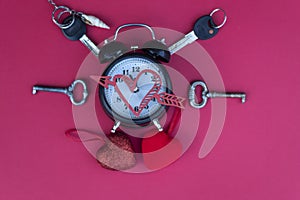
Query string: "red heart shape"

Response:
xmin=114 ymin=69 xmax=162 ymax=117
xmin=142 ymin=131 xmax=182 ymax=170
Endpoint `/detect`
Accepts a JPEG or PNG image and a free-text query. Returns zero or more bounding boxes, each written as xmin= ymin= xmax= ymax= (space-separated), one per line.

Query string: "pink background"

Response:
xmin=1 ymin=0 xmax=300 ymax=199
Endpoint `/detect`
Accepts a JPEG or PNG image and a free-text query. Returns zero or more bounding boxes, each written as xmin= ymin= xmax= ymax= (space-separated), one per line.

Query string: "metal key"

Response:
xmin=32 ymin=80 xmax=88 ymax=106
xmin=168 ymin=8 xmax=227 ymax=55
xmin=189 ymin=81 xmax=246 ymax=109
xmin=61 ymin=15 xmax=100 ymax=56
xmin=49 ymin=0 xmax=110 ymax=57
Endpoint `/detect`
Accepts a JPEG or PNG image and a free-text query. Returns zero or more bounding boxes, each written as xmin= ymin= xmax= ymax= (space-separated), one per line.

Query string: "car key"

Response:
xmin=189 ymin=81 xmax=246 ymax=109
xmin=168 ymin=8 xmax=227 ymax=55
xmin=32 ymin=80 xmax=88 ymax=106
xmin=62 ymin=15 xmax=100 ymax=56
xmin=49 ymin=0 xmax=110 ymax=57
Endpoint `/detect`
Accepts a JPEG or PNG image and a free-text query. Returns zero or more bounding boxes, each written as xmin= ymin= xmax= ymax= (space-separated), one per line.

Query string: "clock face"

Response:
xmin=99 ymin=53 xmax=172 ymax=125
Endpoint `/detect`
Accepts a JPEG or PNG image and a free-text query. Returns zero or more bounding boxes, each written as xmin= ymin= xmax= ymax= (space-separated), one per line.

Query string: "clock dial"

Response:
xmin=99 ymin=53 xmax=172 ymax=125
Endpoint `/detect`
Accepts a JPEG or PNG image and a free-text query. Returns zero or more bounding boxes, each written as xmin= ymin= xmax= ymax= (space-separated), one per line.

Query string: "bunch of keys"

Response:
xmin=48 ymin=0 xmax=109 ymax=56
xmin=33 ymin=3 xmax=246 ymax=107
xmin=30 ymin=2 xmax=247 ymax=172
xmin=31 ymin=0 xmax=111 ymax=106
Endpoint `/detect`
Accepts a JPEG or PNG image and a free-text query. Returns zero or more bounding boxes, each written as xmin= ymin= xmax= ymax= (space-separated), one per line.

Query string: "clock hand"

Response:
xmin=129 ymin=74 xmax=134 ymax=80
xmin=128 ymin=74 xmax=139 ymax=93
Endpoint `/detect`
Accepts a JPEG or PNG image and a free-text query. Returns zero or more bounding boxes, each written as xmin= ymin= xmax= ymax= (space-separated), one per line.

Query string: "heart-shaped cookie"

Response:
xmin=96 ymin=132 xmax=136 ymax=171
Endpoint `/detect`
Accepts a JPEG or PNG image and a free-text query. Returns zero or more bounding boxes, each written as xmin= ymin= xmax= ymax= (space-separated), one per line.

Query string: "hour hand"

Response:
xmin=129 ymin=74 xmax=135 ymax=80
xmin=128 ymin=74 xmax=139 ymax=92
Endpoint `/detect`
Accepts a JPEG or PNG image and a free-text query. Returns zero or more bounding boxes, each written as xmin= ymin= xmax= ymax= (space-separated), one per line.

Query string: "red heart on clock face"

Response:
xmin=114 ymin=69 xmax=162 ymax=117
xmin=142 ymin=131 xmax=183 ymax=170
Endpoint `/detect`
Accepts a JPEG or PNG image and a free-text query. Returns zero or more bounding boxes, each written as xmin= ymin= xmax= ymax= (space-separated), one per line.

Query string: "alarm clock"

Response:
xmin=97 ymin=24 xmax=178 ymax=131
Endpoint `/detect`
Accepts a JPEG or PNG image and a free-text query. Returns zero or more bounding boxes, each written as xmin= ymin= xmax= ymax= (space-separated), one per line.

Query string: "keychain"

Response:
xmin=48 ymin=0 xmax=109 ymax=56
xmin=31 ymin=0 xmax=247 ymax=171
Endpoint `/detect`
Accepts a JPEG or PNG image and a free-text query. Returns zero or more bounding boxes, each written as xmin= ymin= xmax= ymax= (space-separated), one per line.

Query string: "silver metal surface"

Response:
xmin=130 ymin=46 xmax=139 ymax=51
xmin=168 ymin=31 xmax=198 ymax=55
xmin=189 ymin=81 xmax=246 ymax=109
xmin=153 ymin=119 xmax=163 ymax=132
xmin=48 ymin=0 xmax=57 ymax=8
xmin=113 ymin=24 xmax=156 ymax=41
xmin=189 ymin=81 xmax=209 ymax=109
xmin=32 ymin=86 xmax=67 ymax=95
xmin=49 ymin=0 xmax=76 ymax=29
xmin=111 ymin=121 xmax=121 ymax=133
xmin=79 ymin=35 xmax=100 ymax=56
xmin=80 ymin=14 xmax=110 ymax=29
xmin=51 ymin=6 xmax=76 ymax=29
xmin=207 ymin=92 xmax=246 ymax=103
xmin=32 ymin=80 xmax=88 ymax=106
xmin=209 ymin=8 xmax=227 ymax=29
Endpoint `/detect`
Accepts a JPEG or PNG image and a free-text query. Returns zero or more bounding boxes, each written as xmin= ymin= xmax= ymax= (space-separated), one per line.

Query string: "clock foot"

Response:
xmin=111 ymin=121 xmax=121 ymax=133
xmin=153 ymin=119 xmax=163 ymax=132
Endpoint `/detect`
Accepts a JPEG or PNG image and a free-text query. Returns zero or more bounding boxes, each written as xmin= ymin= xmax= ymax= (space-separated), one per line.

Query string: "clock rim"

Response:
xmin=98 ymin=52 xmax=173 ymax=126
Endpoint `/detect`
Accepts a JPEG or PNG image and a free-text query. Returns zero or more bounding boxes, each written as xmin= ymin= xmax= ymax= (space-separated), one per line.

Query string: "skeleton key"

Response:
xmin=61 ymin=15 xmax=100 ymax=56
xmin=189 ymin=81 xmax=246 ymax=109
xmin=169 ymin=8 xmax=227 ymax=55
xmin=32 ymin=80 xmax=88 ymax=106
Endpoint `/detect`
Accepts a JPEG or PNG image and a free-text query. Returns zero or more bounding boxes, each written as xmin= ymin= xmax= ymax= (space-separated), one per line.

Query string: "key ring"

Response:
xmin=189 ymin=81 xmax=209 ymax=109
xmin=52 ymin=6 xmax=76 ymax=29
xmin=67 ymin=80 xmax=88 ymax=106
xmin=113 ymin=23 xmax=156 ymax=41
xmin=209 ymin=8 xmax=227 ymax=29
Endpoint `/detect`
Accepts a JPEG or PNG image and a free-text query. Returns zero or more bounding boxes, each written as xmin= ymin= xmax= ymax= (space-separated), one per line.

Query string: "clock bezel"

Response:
xmin=99 ymin=52 xmax=173 ymax=126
